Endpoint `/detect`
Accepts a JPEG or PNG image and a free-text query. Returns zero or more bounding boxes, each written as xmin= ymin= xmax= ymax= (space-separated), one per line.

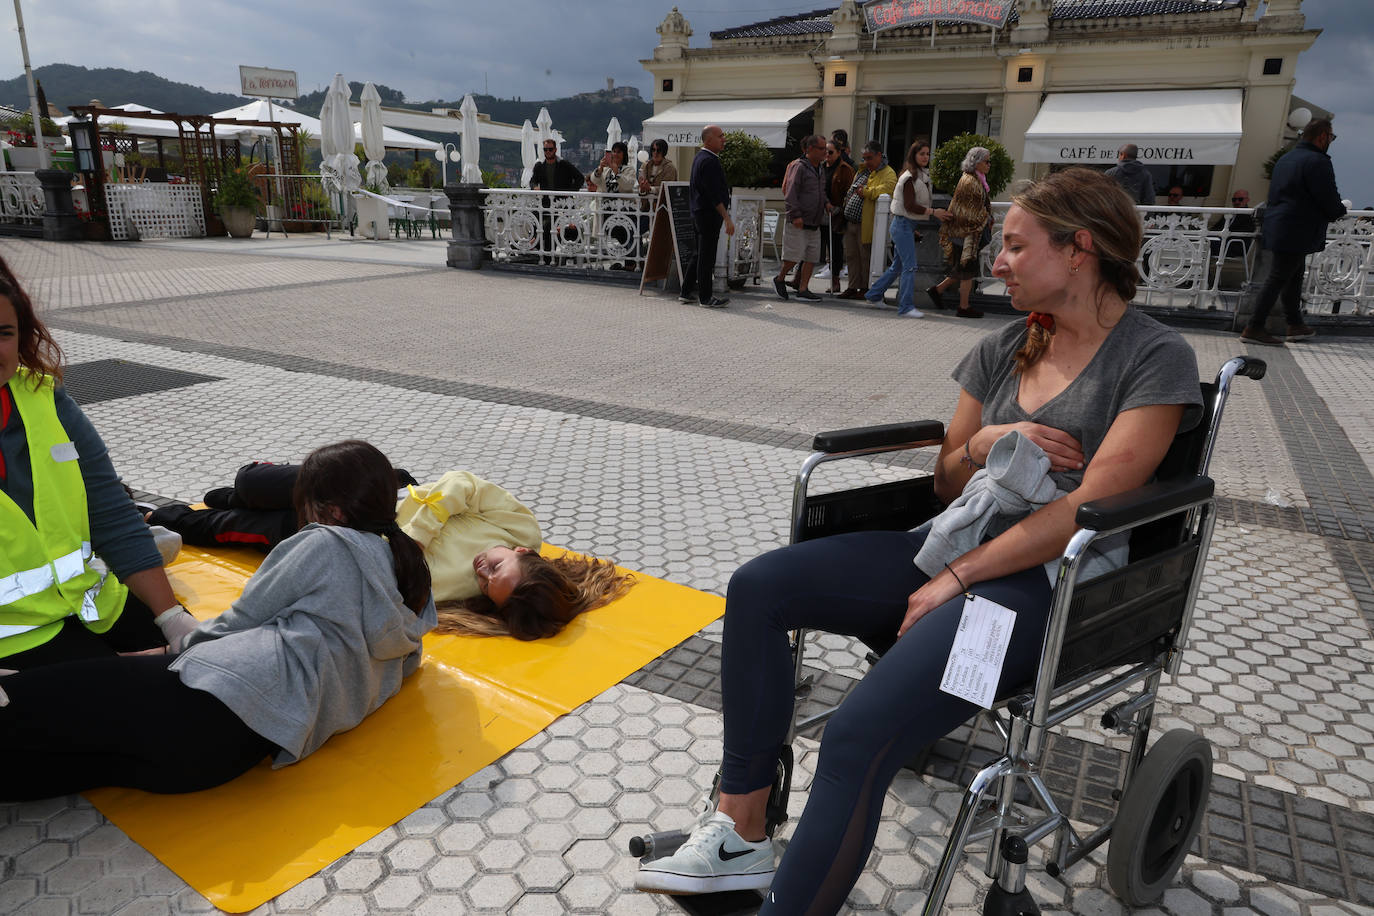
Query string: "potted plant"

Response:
xmin=214 ymin=166 xmax=260 ymax=238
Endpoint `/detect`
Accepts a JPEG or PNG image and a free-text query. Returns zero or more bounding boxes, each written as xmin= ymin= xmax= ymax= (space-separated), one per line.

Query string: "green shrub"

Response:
xmin=213 ymin=166 xmax=260 ymax=213
xmin=719 ymin=131 xmax=773 ymax=188
xmin=930 ymin=134 xmax=1015 ymax=198
xmin=1262 ymin=144 xmax=1293 ymax=180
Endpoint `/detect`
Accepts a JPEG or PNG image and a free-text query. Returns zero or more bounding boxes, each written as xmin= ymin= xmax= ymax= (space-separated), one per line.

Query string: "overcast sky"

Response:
xmin=7 ymin=1 xmax=1372 ymax=205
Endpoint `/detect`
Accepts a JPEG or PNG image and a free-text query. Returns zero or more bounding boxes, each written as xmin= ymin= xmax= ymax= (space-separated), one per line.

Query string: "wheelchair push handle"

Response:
xmin=1233 ymin=356 xmax=1266 ymax=380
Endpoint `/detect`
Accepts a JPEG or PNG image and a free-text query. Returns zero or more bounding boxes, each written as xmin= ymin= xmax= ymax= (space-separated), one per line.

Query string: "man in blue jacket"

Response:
xmin=680 ymin=125 xmax=735 ymax=308
xmin=1242 ymin=118 xmax=1346 ymax=346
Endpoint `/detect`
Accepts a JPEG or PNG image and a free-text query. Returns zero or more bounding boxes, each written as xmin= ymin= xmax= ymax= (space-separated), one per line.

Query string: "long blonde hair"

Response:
xmin=435 ymin=553 xmax=634 ymax=641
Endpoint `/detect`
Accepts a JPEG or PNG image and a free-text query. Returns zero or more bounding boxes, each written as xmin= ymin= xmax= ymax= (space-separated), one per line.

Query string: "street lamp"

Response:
xmin=434 ymin=143 xmax=461 ymax=186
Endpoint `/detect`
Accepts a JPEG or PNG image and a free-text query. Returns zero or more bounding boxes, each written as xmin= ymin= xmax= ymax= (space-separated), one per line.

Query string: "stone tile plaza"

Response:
xmin=0 ymin=233 xmax=1371 ymax=914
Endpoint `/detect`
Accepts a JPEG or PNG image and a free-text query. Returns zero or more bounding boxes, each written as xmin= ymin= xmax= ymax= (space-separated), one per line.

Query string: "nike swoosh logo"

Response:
xmin=718 ymin=842 xmax=755 ymax=861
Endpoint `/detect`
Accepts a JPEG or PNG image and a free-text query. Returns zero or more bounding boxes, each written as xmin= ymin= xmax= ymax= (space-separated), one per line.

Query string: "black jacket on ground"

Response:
xmin=1262 ymin=140 xmax=1346 ymax=254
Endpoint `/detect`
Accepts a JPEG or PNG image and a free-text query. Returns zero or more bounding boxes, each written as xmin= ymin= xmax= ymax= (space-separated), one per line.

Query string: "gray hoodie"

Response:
xmin=170 ymin=524 xmax=436 ymax=766
xmin=914 ymin=430 xmax=1127 ymax=585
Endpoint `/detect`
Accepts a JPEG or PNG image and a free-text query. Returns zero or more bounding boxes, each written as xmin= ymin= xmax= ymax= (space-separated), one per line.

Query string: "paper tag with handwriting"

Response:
xmin=938 ymin=594 xmax=1017 ymax=709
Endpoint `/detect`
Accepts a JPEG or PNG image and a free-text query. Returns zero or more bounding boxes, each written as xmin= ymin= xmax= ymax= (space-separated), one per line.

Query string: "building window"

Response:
xmin=662 ymin=79 xmax=674 ymax=92
xmin=834 ymin=71 xmax=848 ymax=88
xmin=1263 ymin=58 xmax=1282 ymax=75
xmin=1017 ymin=67 xmax=1033 ymax=83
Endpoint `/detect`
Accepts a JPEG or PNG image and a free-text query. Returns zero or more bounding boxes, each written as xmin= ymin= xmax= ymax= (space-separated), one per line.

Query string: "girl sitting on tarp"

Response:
xmin=147 ymin=464 xmax=633 ymax=641
xmin=0 ymin=440 xmax=436 ymax=799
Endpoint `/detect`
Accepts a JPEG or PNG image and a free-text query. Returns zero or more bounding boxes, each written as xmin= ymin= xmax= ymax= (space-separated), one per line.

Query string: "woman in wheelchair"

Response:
xmin=633 ymin=168 xmax=1204 ymax=909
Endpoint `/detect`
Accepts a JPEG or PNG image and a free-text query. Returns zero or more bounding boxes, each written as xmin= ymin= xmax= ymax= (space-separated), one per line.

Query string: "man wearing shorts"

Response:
xmin=774 ymin=135 xmax=830 ymax=302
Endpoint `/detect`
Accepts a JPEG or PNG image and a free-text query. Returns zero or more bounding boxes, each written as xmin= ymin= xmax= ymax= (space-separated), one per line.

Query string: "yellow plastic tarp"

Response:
xmin=85 ymin=542 xmax=723 ymax=912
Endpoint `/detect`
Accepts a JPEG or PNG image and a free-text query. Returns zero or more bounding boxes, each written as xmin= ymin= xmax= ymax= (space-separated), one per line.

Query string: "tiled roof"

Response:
xmin=709 ymin=0 xmax=1245 ymax=39
xmin=710 ymin=8 xmax=837 ymax=40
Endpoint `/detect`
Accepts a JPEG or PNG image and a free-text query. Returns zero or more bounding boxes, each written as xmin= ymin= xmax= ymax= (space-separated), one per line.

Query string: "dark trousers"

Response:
xmin=1249 ymin=249 xmax=1309 ymax=329
xmin=4 ymin=593 xmax=166 ymax=671
xmin=146 ymin=462 xmax=300 ymax=553
xmin=0 ymin=654 xmax=275 ymax=800
xmin=681 ymin=210 xmax=723 ymax=304
xmin=720 ymin=531 xmax=1053 ymax=915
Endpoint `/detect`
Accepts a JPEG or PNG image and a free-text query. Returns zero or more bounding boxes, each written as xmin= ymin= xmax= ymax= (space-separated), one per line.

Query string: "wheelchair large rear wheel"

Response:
xmin=1107 ymin=729 xmax=1212 ymax=906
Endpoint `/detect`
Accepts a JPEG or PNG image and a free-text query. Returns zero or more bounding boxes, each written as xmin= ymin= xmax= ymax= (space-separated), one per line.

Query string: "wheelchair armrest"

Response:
xmin=811 ymin=420 xmax=944 ymax=454
xmin=1074 ymin=476 xmax=1214 ymax=532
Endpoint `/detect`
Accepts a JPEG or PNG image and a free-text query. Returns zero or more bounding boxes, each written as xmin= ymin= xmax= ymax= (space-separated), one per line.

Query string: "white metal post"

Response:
xmin=13 ymin=0 xmax=48 ymax=168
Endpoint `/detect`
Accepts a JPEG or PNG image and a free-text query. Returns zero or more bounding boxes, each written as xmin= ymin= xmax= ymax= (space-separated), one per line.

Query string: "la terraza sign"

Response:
xmin=239 ymin=66 xmax=299 ymax=100
xmin=863 ymin=0 xmax=1014 ymax=32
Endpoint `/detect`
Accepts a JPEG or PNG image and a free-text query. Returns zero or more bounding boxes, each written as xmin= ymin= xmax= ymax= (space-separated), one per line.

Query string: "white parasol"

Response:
xmin=627 ymin=135 xmax=640 ymax=169
xmin=520 ymin=119 xmax=537 ymax=188
xmin=606 ymin=117 xmax=622 ymax=149
xmin=536 ymin=106 xmax=560 ymax=158
xmin=318 ymin=74 xmax=360 ymax=196
xmin=359 ymin=82 xmax=388 ymax=192
xmin=459 ymin=94 xmax=482 ymax=183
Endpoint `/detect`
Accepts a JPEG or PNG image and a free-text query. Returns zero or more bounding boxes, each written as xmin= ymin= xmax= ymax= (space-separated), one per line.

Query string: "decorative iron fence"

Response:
xmin=0 ymin=170 xmax=44 ymax=228
xmin=104 ymin=183 xmax=205 ymax=241
xmin=481 ymin=187 xmax=764 ymax=284
xmin=482 ymin=188 xmax=649 ymax=271
xmin=868 ymin=197 xmax=1374 ymax=316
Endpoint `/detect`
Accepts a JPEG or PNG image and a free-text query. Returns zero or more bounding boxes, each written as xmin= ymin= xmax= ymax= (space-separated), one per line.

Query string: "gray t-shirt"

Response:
xmin=953 ymin=308 xmax=1203 ymax=494
xmin=951 ymin=309 xmax=1203 ymax=580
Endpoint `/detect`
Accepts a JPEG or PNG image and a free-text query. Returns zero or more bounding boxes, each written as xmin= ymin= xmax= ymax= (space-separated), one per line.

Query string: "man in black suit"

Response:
xmin=530 ymin=139 xmax=584 ymax=261
xmin=680 ymin=125 xmax=736 ymax=308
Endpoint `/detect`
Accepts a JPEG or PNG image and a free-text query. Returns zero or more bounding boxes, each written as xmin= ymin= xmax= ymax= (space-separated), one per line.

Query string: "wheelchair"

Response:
xmin=780 ymin=355 xmax=1265 ymax=913
xmin=631 ymin=355 xmax=1265 ymax=915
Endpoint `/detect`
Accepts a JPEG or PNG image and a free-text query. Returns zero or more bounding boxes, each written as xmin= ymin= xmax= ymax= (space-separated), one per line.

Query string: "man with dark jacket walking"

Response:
xmin=1105 ymin=144 xmax=1155 ymax=205
xmin=1242 ymin=118 xmax=1346 ymax=346
xmin=680 ymin=125 xmax=735 ymax=308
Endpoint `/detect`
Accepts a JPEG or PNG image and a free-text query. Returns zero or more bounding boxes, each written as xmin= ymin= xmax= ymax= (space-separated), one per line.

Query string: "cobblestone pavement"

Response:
xmin=1 ymin=236 xmax=1372 ymax=915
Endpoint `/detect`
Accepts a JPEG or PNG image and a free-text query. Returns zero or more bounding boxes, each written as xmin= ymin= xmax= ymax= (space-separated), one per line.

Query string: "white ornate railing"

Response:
xmin=482 ymin=188 xmax=649 ymax=271
xmin=104 ymin=183 xmax=205 ymax=241
xmin=955 ymin=203 xmax=1371 ymax=316
xmin=1304 ymin=210 xmax=1374 ymax=315
xmin=0 ymin=170 xmax=44 ymax=225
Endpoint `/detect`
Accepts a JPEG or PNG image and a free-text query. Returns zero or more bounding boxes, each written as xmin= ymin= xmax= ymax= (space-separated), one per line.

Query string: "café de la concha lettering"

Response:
xmin=863 ymin=0 xmax=1015 ymax=31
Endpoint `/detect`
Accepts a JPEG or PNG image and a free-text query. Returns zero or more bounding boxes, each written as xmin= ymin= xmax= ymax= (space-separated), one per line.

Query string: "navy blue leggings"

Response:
xmin=721 ymin=530 xmax=1052 ymax=915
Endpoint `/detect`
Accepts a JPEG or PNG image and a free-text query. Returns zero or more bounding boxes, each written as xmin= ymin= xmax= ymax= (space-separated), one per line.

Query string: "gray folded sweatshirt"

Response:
xmin=914 ymin=430 xmax=1127 ymax=584
xmin=170 ymin=524 xmax=437 ymax=766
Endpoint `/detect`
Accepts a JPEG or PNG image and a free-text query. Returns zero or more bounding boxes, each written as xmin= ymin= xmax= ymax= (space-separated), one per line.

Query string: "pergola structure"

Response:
xmin=67 ymin=105 xmax=301 ymax=231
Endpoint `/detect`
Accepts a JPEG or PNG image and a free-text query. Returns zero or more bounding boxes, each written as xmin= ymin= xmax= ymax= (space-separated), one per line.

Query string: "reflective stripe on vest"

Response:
xmin=0 ymin=542 xmax=96 ymax=635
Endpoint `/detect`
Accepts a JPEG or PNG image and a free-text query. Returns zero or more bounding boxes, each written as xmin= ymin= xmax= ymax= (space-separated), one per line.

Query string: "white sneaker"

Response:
xmin=813 ymin=265 xmax=831 ymax=279
xmin=633 ymin=811 xmax=775 ymax=895
xmin=839 ymin=267 xmax=849 ymax=280
xmin=897 ymin=308 xmax=925 ymax=318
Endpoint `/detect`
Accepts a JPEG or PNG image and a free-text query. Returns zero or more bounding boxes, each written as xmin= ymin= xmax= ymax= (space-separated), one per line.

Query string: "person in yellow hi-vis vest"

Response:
xmin=0 ymin=256 xmax=197 ymax=673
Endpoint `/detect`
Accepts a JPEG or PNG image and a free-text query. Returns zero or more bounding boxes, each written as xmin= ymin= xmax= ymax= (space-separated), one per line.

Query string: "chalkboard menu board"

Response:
xmin=639 ymin=181 xmax=697 ymax=294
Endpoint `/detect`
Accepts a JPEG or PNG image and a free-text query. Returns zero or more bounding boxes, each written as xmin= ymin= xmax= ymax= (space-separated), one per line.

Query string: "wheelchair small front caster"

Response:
xmin=1107 ymin=728 xmax=1212 ymax=906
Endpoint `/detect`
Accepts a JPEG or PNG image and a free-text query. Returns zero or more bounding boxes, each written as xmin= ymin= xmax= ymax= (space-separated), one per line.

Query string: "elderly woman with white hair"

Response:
xmin=928 ymin=145 xmax=994 ymax=319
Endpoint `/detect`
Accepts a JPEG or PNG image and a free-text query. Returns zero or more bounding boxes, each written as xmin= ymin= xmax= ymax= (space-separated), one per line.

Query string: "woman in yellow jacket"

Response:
xmin=838 ymin=141 xmax=897 ymax=299
xmin=0 ymin=256 xmax=196 ymax=671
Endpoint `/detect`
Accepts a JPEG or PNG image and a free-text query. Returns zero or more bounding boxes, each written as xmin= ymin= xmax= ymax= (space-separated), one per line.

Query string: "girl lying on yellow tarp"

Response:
xmin=147 ymin=464 xmax=633 ymax=641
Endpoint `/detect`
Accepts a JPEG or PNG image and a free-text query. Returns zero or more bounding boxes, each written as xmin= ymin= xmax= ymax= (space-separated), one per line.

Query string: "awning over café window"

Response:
xmin=643 ymin=98 xmax=819 ymax=149
xmin=1022 ymin=90 xmax=1243 ymax=165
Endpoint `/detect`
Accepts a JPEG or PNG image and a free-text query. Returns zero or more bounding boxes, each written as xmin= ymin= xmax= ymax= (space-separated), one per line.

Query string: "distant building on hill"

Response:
xmin=574 ymin=78 xmax=643 ymax=104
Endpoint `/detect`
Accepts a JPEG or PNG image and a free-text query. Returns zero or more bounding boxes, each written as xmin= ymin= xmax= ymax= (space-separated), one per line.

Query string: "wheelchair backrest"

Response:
xmin=1056 ymin=380 xmax=1220 ymax=684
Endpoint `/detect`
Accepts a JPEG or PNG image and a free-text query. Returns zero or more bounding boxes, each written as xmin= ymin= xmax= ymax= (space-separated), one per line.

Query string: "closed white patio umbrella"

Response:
xmin=520 ymin=119 xmax=537 ymax=188
xmin=536 ymin=107 xmax=556 ymax=157
xmin=359 ymin=82 xmax=388 ymax=192
xmin=459 ymin=94 xmax=482 ymax=183
xmin=606 ymin=117 xmax=622 ymax=149
xmin=318 ymin=74 xmax=360 ymax=196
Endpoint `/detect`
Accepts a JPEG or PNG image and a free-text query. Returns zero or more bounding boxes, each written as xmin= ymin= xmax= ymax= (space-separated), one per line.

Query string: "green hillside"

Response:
xmin=0 ymin=64 xmax=246 ymax=115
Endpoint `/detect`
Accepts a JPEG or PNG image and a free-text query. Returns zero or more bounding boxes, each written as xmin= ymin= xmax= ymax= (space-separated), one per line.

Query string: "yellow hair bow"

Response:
xmin=406 ymin=485 xmax=450 ymax=525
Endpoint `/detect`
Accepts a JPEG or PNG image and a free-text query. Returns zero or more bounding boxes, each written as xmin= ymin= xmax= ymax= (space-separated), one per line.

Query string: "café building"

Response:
xmin=641 ymin=0 xmax=1321 ymax=203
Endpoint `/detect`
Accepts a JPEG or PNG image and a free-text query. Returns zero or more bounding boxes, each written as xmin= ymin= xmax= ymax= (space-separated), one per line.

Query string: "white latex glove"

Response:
xmin=154 ymin=606 xmax=199 ymax=653
xmin=0 ymin=668 xmax=16 ymax=707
